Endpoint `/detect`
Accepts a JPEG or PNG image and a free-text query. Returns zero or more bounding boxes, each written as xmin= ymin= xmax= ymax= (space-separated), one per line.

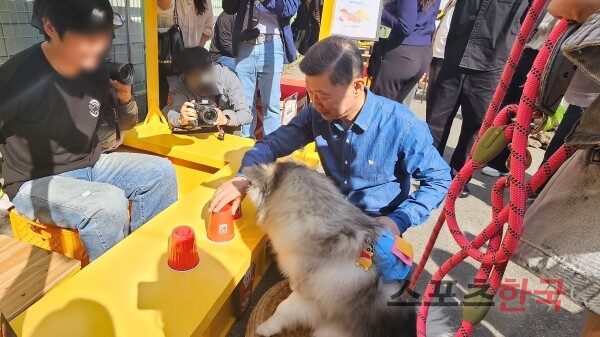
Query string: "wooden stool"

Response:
xmin=245 ymin=280 xmax=313 ymax=337
xmin=0 ymin=235 xmax=81 ymax=320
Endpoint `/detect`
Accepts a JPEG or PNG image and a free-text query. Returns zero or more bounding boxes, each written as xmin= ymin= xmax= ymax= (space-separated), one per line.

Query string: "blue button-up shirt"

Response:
xmin=239 ymin=90 xmax=451 ymax=233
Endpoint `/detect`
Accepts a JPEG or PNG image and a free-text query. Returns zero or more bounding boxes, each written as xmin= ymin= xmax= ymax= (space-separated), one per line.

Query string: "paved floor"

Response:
xmin=0 ymin=99 xmax=586 ymax=336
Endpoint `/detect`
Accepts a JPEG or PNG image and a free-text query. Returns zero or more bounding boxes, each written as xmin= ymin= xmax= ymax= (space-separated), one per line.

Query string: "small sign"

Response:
xmin=330 ymin=0 xmax=384 ymax=41
xmin=232 ymin=263 xmax=256 ymax=318
xmin=281 ymin=93 xmax=299 ymax=126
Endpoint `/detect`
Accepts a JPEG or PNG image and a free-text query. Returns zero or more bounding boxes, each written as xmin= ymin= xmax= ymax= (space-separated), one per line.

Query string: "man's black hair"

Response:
xmin=299 ymin=36 xmax=363 ymax=87
xmin=176 ymin=47 xmax=213 ymax=74
xmin=33 ymin=0 xmax=115 ymax=41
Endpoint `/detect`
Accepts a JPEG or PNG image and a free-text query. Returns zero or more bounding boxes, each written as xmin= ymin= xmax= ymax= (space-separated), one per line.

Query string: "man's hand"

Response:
xmin=548 ymin=0 xmax=600 ymax=23
xmin=111 ymin=80 xmax=133 ymax=105
xmin=376 ymin=216 xmax=401 ymax=236
xmin=179 ymin=100 xmax=198 ymax=126
xmin=209 ymin=177 xmax=251 ymax=214
xmin=213 ymin=108 xmax=230 ymax=126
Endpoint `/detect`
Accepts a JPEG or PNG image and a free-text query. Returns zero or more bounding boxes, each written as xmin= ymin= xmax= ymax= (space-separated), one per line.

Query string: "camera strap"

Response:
xmin=247 ymin=0 xmax=257 ymax=30
xmin=173 ymin=0 xmax=179 ymax=26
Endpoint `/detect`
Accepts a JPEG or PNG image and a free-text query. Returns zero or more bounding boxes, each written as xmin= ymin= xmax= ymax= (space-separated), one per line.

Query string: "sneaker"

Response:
xmin=481 ymin=166 xmax=508 ymax=177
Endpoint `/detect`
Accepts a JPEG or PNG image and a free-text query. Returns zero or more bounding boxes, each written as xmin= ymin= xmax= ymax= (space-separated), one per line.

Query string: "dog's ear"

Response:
xmin=242 ymin=163 xmax=277 ymax=187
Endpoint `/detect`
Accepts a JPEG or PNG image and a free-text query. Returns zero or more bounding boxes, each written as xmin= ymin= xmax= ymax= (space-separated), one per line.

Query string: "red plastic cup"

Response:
xmin=230 ymin=201 xmax=242 ymax=220
xmin=208 ymin=203 xmax=235 ymax=242
xmin=167 ymin=226 xmax=200 ymax=271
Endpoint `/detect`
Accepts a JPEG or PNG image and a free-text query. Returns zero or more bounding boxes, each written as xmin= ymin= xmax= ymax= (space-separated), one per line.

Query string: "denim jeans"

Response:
xmin=235 ymin=39 xmax=284 ymax=138
xmin=12 ymin=152 xmax=178 ymax=261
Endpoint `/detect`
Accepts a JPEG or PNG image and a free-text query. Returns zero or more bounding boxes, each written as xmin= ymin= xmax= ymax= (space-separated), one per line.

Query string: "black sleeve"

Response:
xmin=220 ymin=14 xmax=235 ymax=57
xmin=0 ymin=81 xmax=18 ymax=132
xmin=222 ymin=0 xmax=240 ymax=15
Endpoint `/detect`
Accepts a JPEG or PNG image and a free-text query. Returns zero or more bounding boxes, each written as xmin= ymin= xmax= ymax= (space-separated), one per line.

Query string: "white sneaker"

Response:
xmin=481 ymin=166 xmax=507 ymax=177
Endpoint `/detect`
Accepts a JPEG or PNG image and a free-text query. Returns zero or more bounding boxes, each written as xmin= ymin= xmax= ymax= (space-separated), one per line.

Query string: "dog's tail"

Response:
xmin=425 ymin=306 xmax=453 ymax=337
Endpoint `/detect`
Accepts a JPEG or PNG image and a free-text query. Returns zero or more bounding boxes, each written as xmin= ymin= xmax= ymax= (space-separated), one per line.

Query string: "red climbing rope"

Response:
xmin=408 ymin=0 xmax=577 ymax=335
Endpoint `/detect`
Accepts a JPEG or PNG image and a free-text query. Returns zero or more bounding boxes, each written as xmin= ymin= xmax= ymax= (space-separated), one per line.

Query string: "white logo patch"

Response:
xmin=89 ymin=99 xmax=101 ymax=117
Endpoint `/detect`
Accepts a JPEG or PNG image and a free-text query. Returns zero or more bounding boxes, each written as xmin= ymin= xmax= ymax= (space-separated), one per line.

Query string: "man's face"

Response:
xmin=184 ymin=68 xmax=213 ymax=96
xmin=305 ymin=72 xmax=363 ymax=121
xmin=54 ymin=30 xmax=112 ymax=72
xmin=548 ymin=0 xmax=600 ymax=23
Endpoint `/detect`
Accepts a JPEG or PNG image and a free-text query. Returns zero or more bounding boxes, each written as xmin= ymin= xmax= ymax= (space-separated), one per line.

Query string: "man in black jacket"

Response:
xmin=425 ymin=0 xmax=529 ymax=197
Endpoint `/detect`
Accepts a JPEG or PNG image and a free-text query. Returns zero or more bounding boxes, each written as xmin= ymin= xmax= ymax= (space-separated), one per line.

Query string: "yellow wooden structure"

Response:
xmin=7 ymin=0 xmax=327 ymax=335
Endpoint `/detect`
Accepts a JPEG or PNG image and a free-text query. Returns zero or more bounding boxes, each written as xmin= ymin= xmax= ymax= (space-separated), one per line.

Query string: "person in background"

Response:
xmin=482 ymin=12 xmax=559 ymax=177
xmin=427 ymin=0 xmax=455 ymax=94
xmin=425 ymin=0 xmax=529 ymax=197
xmin=158 ymin=0 xmax=214 ymax=108
xmin=370 ymin=0 xmax=441 ymax=103
xmin=210 ymin=12 xmax=237 ymax=72
xmin=167 ymin=47 xmax=252 ymax=135
xmin=209 ymin=36 xmax=451 ymax=237
xmin=223 ymin=0 xmax=300 ymax=138
xmin=1 ymin=0 xmax=178 ymax=262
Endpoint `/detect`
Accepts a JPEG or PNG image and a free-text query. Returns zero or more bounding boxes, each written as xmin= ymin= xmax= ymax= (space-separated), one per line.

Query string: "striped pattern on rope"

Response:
xmin=408 ymin=0 xmax=577 ymax=335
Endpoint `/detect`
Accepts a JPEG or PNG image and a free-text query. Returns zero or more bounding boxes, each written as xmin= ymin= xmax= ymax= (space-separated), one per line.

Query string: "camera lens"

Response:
xmin=107 ymin=62 xmax=134 ymax=85
xmin=202 ymin=108 xmax=218 ymax=124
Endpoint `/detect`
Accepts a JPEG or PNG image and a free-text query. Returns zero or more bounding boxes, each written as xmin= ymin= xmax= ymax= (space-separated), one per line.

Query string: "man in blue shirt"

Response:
xmin=210 ymin=36 xmax=451 ymax=235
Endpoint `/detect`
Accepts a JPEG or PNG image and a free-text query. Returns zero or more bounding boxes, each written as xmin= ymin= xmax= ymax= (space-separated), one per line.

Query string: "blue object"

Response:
xmin=373 ymin=231 xmax=412 ymax=283
xmin=238 ymin=89 xmax=452 ymax=233
xmin=381 ymin=0 xmax=442 ymax=46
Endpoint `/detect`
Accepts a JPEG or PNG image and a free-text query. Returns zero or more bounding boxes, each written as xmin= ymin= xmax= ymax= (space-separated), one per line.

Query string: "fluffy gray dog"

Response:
xmin=243 ymin=161 xmax=451 ymax=337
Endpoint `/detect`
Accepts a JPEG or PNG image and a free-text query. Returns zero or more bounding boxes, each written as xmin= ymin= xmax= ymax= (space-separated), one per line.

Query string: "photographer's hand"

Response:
xmin=179 ymin=100 xmax=198 ymax=126
xmin=213 ymin=108 xmax=230 ymax=126
xmin=110 ymin=80 xmax=133 ymax=105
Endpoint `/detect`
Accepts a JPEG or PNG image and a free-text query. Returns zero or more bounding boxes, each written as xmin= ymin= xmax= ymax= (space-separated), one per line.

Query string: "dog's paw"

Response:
xmin=255 ymin=321 xmax=281 ymax=336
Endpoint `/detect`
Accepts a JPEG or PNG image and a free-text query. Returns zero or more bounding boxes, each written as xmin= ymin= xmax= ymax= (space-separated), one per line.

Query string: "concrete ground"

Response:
xmin=0 ymin=98 xmax=586 ymax=336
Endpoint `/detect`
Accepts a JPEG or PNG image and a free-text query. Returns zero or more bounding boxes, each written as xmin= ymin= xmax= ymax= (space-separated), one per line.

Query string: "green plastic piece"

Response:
xmin=473 ymin=126 xmax=510 ymax=164
xmin=463 ymin=286 xmax=494 ymax=325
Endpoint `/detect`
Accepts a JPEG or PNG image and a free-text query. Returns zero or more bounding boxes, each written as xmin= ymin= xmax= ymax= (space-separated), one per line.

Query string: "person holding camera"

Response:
xmin=167 ymin=47 xmax=252 ymax=135
xmin=0 ymin=0 xmax=178 ymax=262
xmin=223 ymin=0 xmax=300 ymax=138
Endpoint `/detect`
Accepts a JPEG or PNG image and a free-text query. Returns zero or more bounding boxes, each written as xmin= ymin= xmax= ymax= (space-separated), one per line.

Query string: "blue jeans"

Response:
xmin=12 ymin=153 xmax=178 ymax=261
xmin=217 ymin=55 xmax=237 ymax=73
xmin=235 ymin=39 xmax=284 ymax=138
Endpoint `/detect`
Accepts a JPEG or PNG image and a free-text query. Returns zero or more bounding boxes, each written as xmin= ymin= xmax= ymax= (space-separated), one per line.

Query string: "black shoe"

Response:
xmin=459 ymin=185 xmax=470 ymax=198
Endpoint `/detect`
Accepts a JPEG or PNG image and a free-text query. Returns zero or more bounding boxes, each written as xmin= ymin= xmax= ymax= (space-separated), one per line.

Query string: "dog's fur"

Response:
xmin=243 ymin=161 xmax=450 ymax=337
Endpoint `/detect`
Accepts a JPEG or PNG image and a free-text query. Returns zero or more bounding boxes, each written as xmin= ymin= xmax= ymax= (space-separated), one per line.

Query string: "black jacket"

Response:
xmin=445 ymin=0 xmax=530 ymax=71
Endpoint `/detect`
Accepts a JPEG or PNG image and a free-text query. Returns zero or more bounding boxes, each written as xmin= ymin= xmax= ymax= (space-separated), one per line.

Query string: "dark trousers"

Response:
xmin=543 ymin=104 xmax=584 ymax=163
xmin=372 ymin=45 xmax=431 ymax=103
xmin=426 ymin=62 xmax=503 ymax=171
xmin=487 ymin=48 xmax=539 ymax=173
xmin=428 ymin=57 xmax=444 ymax=92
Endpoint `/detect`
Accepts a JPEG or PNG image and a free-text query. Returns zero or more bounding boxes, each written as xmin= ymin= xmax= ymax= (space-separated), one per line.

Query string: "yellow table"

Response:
xmin=9 ymin=123 xmax=272 ymax=337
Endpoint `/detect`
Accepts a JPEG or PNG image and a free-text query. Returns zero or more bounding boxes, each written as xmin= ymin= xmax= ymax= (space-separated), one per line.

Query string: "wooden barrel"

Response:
xmin=245 ymin=280 xmax=313 ymax=337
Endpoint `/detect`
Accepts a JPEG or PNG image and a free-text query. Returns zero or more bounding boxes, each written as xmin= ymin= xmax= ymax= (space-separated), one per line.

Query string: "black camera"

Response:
xmin=107 ymin=61 xmax=134 ymax=85
xmin=194 ymin=102 xmax=219 ymax=126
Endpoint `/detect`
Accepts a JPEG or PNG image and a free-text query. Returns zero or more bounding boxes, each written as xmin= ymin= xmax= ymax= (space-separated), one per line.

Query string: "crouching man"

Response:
xmin=0 ymin=0 xmax=178 ymax=261
xmin=167 ymin=47 xmax=252 ymax=135
xmin=210 ymin=36 xmax=451 ymax=236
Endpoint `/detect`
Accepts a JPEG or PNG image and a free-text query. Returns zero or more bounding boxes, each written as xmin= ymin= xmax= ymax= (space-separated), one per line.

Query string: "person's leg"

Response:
xmin=256 ymin=39 xmax=284 ymax=136
xmin=90 ymin=152 xmax=178 ymax=232
xmin=543 ymin=104 xmax=584 ymax=163
xmin=427 ymin=57 xmax=444 ymax=93
xmin=450 ymin=68 xmax=502 ymax=172
xmin=235 ymin=42 xmax=260 ymax=138
xmin=485 ymin=49 xmax=539 ymax=174
xmin=11 ymin=173 xmax=130 ymax=261
xmin=425 ymin=63 xmax=464 ymax=155
xmin=372 ymin=45 xmax=424 ymax=103
xmin=402 ymin=83 xmax=418 ymax=108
